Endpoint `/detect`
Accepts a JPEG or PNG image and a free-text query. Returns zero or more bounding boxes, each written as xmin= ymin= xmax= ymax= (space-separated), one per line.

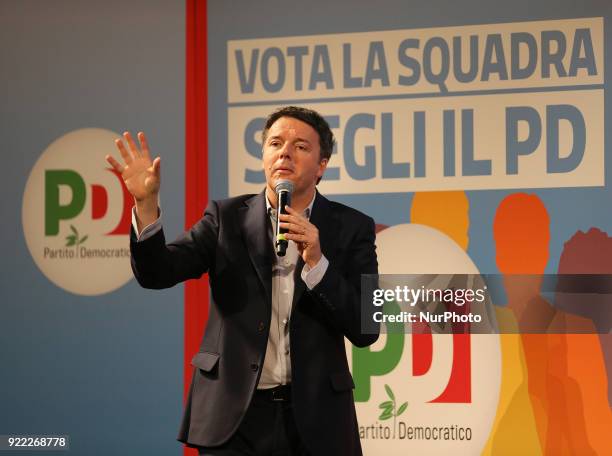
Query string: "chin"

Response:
xmin=275 ymin=172 xmax=294 ymax=178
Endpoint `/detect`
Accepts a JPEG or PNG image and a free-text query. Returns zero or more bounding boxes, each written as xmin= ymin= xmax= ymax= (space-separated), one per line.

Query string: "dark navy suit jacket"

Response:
xmin=129 ymin=190 xmax=379 ymax=455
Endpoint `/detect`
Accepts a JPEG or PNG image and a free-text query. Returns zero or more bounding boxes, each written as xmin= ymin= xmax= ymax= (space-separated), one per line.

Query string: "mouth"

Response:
xmin=273 ymin=166 xmax=294 ymax=174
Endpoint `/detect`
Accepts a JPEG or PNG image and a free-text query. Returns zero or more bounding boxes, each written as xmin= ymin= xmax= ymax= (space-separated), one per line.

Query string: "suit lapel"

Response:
xmin=238 ymin=190 xmax=338 ymax=308
xmin=292 ymin=191 xmax=338 ymax=307
xmin=238 ymin=191 xmax=273 ymax=303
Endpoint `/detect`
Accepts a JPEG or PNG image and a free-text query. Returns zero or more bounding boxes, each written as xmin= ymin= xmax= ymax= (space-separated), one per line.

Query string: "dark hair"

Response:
xmin=262 ymin=106 xmax=335 ymax=162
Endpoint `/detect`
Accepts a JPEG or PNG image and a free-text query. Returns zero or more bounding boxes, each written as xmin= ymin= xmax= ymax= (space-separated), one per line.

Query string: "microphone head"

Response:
xmin=274 ymin=179 xmax=294 ymax=194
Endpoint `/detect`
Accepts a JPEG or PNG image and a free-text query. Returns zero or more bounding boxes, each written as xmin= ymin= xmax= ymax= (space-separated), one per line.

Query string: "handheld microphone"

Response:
xmin=274 ymin=179 xmax=293 ymax=256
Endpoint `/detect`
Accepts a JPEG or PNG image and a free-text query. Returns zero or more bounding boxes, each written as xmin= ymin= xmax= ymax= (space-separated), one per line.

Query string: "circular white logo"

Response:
xmin=22 ymin=128 xmax=134 ymax=296
xmin=348 ymin=224 xmax=501 ymax=455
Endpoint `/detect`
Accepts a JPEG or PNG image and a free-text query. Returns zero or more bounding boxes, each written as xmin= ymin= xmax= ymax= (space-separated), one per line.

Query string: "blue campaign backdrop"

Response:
xmin=0 ymin=1 xmax=610 ymax=455
xmin=208 ymin=0 xmax=612 ymax=275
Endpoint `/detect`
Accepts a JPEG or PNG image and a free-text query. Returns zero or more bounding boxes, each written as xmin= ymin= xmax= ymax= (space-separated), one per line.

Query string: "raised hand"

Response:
xmin=106 ymin=131 xmax=161 ymax=230
xmin=106 ymin=131 xmax=160 ymax=202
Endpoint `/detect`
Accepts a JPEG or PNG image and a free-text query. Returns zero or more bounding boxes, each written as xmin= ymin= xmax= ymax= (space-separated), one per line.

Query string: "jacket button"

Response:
xmin=250 ymin=363 xmax=259 ymax=372
xmin=258 ymin=322 xmax=265 ymax=332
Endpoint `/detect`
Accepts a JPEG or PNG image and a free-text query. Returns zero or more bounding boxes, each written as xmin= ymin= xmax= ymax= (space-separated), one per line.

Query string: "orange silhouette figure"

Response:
xmin=494 ymin=193 xmax=611 ymax=455
xmin=410 ymin=191 xmax=469 ymax=250
xmin=558 ymin=229 xmax=612 ymax=336
xmin=411 ymin=191 xmax=542 ymax=455
xmin=557 ymin=228 xmax=612 ymax=423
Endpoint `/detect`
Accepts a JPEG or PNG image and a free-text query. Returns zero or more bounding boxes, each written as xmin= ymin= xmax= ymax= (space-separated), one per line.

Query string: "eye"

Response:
xmin=296 ymin=143 xmax=308 ymax=151
xmin=268 ymin=140 xmax=281 ymax=147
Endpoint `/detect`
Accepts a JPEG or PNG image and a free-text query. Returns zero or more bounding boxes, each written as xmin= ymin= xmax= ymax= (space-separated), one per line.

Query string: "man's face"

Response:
xmin=262 ymin=116 xmax=328 ymax=197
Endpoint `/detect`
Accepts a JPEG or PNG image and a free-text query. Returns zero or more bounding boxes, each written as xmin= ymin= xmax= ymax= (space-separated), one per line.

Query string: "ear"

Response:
xmin=317 ymin=158 xmax=329 ymax=177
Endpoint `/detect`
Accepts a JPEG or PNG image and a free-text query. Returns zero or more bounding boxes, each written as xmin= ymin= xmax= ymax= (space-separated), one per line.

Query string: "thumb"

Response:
xmin=152 ymin=157 xmax=161 ymax=177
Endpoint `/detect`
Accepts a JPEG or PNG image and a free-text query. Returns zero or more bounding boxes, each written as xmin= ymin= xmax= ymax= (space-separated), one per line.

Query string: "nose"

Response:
xmin=278 ymin=143 xmax=294 ymax=159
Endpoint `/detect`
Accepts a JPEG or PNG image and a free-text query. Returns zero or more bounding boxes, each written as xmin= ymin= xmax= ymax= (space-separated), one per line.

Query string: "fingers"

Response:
xmin=124 ymin=131 xmax=142 ymax=158
xmin=279 ymin=221 xmax=308 ymax=235
xmin=282 ymin=207 xmax=321 ymax=265
xmin=105 ymin=154 xmax=124 ymax=173
xmin=138 ymin=132 xmax=151 ymax=160
xmin=279 ymin=206 xmax=307 ymax=224
xmin=283 ymin=232 xmax=308 ymax=243
xmin=114 ymin=130 xmax=151 ymax=166
xmin=114 ymin=137 xmax=132 ymax=164
xmin=279 ymin=206 xmax=316 ymax=238
xmin=279 ymin=205 xmax=317 ymax=249
xmin=279 ymin=217 xmax=310 ymax=235
xmin=152 ymin=156 xmax=161 ymax=177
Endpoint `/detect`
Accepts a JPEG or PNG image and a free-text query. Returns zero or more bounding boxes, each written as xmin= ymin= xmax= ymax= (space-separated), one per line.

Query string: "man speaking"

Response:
xmin=105 ymin=106 xmax=379 ymax=455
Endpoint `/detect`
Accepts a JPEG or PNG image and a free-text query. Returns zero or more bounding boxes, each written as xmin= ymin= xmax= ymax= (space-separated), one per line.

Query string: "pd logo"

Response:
xmin=22 ymin=128 xmax=134 ymax=295
xmin=348 ymin=224 xmax=501 ymax=455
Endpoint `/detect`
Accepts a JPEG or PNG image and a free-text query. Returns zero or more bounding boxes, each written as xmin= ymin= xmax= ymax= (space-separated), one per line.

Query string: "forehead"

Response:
xmin=266 ymin=116 xmax=319 ymax=142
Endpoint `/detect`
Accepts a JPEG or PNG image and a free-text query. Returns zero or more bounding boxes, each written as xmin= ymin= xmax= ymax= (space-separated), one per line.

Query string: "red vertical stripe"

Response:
xmin=185 ymin=0 xmax=208 ymax=454
xmin=429 ymin=334 xmax=472 ymax=403
xmin=91 ymin=184 xmax=108 ymax=220
xmin=106 ymin=169 xmax=132 ymax=235
xmin=412 ymin=324 xmax=433 ymax=377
